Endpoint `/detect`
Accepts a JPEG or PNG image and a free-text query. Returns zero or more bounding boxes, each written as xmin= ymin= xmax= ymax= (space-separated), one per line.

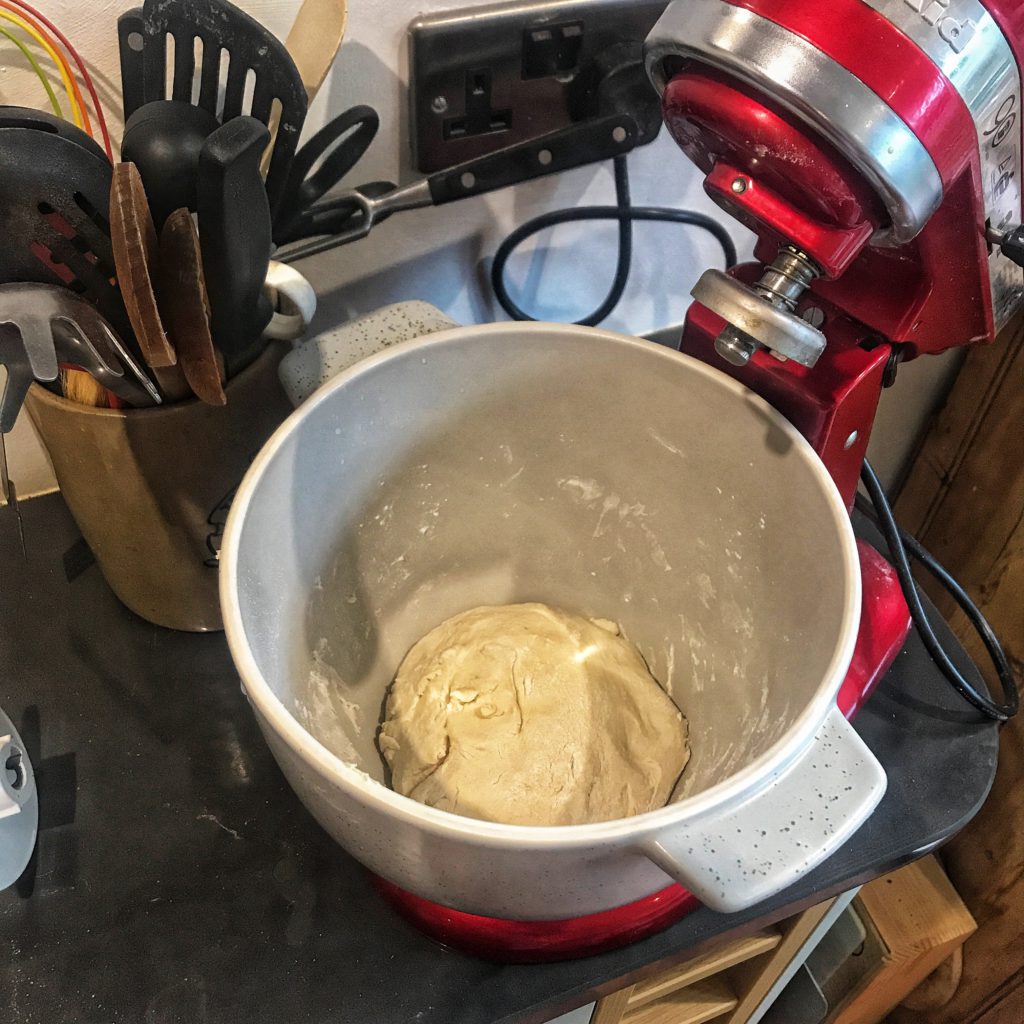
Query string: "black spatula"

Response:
xmin=140 ymin=0 xmax=308 ymax=222
xmin=0 ymin=128 xmax=132 ymax=344
xmin=0 ymin=105 xmax=108 ymax=162
xmin=117 ymin=8 xmax=146 ymax=121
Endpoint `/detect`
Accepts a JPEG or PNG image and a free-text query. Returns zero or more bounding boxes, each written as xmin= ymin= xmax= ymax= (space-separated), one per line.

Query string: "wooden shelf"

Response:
xmin=623 ymin=977 xmax=738 ymax=1024
xmin=593 ymin=899 xmax=841 ymax=1024
xmin=828 ymin=856 xmax=976 ymax=1024
xmin=627 ymin=932 xmax=782 ymax=1011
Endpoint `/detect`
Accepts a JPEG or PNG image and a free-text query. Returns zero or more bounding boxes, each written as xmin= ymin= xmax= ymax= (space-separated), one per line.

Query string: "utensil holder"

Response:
xmin=25 ymin=343 xmax=292 ymax=631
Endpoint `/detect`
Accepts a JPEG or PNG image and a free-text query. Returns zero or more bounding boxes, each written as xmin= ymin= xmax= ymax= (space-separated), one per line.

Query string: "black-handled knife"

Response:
xmin=196 ymin=116 xmax=273 ymax=370
xmin=277 ymin=113 xmax=640 ymax=262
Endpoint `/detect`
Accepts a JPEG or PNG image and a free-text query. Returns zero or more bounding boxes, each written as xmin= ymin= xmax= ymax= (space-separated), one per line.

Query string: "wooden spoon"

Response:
xmin=158 ymin=209 xmax=226 ymax=407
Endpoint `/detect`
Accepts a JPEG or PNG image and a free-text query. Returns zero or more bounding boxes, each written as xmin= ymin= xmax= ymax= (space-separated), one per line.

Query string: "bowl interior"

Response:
xmin=230 ymin=325 xmax=856 ymax=808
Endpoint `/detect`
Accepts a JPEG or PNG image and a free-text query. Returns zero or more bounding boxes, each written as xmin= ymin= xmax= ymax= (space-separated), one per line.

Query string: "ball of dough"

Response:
xmin=378 ymin=603 xmax=689 ymax=826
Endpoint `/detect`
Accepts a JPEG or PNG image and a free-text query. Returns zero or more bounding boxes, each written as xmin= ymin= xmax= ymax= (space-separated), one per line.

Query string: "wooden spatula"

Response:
xmin=109 ymin=162 xmax=191 ymax=400
xmin=158 ymin=208 xmax=226 ymax=406
xmin=261 ymin=0 xmax=348 ymax=174
xmin=289 ymin=0 xmax=347 ymax=99
xmin=109 ymin=162 xmax=176 ymax=368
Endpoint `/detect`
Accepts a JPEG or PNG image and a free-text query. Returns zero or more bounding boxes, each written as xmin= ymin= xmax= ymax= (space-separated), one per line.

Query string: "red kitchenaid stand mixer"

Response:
xmin=375 ymin=0 xmax=1024 ymax=961
xmin=645 ymin=0 xmax=1024 ymax=714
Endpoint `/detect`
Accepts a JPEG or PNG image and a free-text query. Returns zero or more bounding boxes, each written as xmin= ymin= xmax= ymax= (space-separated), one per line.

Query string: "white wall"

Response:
xmin=0 ymin=0 xmax=957 ymax=500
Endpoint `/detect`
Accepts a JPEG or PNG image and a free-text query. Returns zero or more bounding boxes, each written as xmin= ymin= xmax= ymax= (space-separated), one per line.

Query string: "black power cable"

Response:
xmin=858 ymin=459 xmax=1019 ymax=721
xmin=490 ymin=155 xmax=737 ymax=326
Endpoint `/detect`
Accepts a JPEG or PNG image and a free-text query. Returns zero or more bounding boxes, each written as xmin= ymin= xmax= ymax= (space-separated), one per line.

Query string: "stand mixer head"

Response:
xmin=644 ymin=0 xmax=1024 ymax=503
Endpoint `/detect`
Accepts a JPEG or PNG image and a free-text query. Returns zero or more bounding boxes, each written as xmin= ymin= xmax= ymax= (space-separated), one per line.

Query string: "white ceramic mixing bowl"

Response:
xmin=221 ymin=322 xmax=883 ymax=916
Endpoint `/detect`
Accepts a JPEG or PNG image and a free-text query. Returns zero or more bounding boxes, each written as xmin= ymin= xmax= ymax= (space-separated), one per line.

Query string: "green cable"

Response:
xmin=0 ymin=23 xmax=62 ymax=118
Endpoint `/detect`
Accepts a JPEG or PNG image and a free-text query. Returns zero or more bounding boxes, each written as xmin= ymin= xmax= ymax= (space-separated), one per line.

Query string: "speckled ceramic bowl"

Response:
xmin=221 ymin=322 xmax=884 ymax=917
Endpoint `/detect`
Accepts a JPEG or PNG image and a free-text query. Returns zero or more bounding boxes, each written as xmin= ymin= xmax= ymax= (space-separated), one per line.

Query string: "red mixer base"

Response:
xmin=837 ymin=540 xmax=913 ymax=719
xmin=374 ymin=541 xmax=911 ymax=963
xmin=372 ymin=874 xmax=701 ymax=963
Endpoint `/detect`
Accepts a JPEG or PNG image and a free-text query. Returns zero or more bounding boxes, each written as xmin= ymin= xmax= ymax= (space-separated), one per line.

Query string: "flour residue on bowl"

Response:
xmin=294 ymin=638 xmax=364 ymax=763
xmin=557 ymin=477 xmax=672 ymax=572
xmin=648 ymin=429 xmax=686 ymax=459
xmin=695 ymin=572 xmax=715 ymax=608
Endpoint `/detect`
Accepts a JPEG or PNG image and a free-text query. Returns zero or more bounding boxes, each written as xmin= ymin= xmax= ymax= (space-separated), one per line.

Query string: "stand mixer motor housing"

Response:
xmin=646 ymin=0 xmax=1024 ymax=505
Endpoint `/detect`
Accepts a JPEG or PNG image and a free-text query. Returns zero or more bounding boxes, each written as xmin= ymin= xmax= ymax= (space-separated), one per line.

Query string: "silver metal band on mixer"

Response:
xmin=860 ymin=0 xmax=1024 ymax=328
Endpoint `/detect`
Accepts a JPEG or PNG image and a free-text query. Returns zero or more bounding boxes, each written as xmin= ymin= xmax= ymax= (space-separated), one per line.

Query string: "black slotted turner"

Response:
xmin=140 ymin=0 xmax=308 ymax=221
xmin=0 ymin=128 xmax=134 ymax=346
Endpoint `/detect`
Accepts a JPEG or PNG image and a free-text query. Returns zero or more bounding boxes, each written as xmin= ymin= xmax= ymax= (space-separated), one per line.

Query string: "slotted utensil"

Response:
xmin=0 ymin=104 xmax=108 ymax=162
xmin=2 ymin=283 xmax=159 ymax=404
xmin=0 ymin=322 xmax=57 ymax=431
xmin=0 ymin=283 xmax=160 ymax=427
xmin=158 ymin=208 xmax=225 ymax=406
xmin=117 ymin=8 xmax=146 ymax=120
xmin=140 ymin=0 xmax=308 ymax=220
xmin=51 ymin=319 xmax=160 ymax=408
xmin=0 ymin=128 xmax=132 ymax=343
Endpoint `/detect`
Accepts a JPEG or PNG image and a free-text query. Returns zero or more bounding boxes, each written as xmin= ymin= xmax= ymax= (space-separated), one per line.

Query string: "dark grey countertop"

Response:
xmin=0 ymin=493 xmax=998 ymax=1024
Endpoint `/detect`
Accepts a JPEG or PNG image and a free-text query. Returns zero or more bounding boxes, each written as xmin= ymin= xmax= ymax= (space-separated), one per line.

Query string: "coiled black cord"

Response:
xmin=490 ymin=155 xmax=738 ymax=326
xmin=858 ymin=458 xmax=1019 ymax=721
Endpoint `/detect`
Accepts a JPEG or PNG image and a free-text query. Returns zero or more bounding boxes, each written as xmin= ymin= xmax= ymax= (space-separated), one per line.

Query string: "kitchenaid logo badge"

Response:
xmin=903 ymin=0 xmax=977 ymax=53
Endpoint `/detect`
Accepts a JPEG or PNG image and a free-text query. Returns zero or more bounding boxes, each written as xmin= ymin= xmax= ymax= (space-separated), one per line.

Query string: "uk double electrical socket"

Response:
xmin=409 ymin=0 xmax=669 ymax=173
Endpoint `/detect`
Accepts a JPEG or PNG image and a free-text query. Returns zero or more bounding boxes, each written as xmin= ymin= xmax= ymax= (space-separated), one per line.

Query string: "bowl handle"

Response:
xmin=641 ymin=706 xmax=886 ymax=913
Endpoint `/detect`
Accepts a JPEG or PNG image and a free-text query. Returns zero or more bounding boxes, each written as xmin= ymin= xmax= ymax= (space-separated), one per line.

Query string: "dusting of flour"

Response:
xmin=295 ymin=639 xmax=364 ymax=763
